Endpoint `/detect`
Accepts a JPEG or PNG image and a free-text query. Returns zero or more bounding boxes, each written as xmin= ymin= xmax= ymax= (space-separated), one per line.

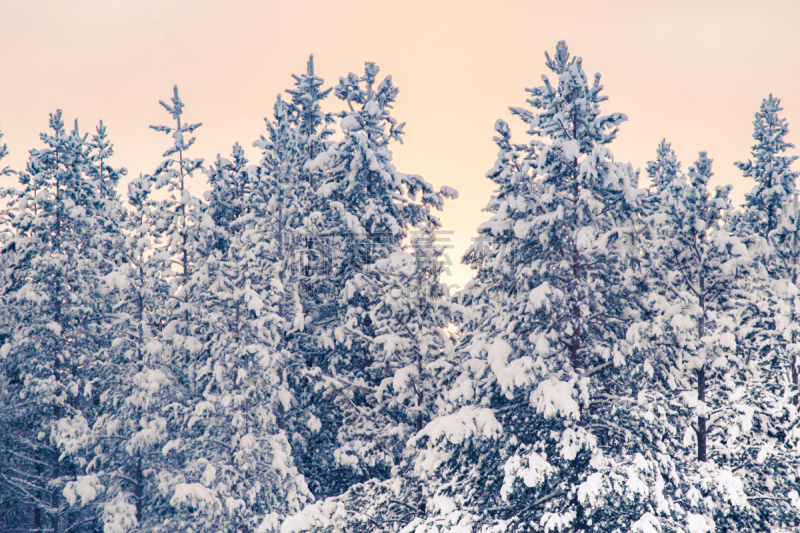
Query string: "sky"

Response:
xmin=1 ymin=0 xmax=799 ymax=290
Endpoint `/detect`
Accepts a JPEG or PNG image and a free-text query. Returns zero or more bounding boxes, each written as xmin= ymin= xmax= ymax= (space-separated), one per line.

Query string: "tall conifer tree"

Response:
xmin=0 ymin=114 xmax=124 ymax=533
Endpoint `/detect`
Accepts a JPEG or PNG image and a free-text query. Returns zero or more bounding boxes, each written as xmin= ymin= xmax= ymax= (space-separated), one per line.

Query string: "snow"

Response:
xmin=364 ymin=100 xmax=382 ymax=116
xmin=52 ymin=414 xmax=90 ymax=457
xmin=226 ymin=496 xmax=245 ymax=515
xmin=487 ymin=339 xmax=514 ymax=391
xmin=578 ymin=472 xmax=605 ymax=506
xmin=278 ymin=388 xmax=293 ymax=411
xmin=201 ymin=463 xmax=217 ymax=486
xmin=631 ymin=513 xmax=660 ymax=533
xmin=714 ymin=469 xmax=748 ymax=508
xmin=280 ymin=502 xmax=346 ymax=533
xmin=170 ymin=483 xmax=222 ymax=512
xmin=125 ymin=417 xmax=167 ymax=454
xmin=247 ymin=289 xmax=264 ymax=313
xmin=540 ymin=511 xmax=575 ymax=533
xmin=535 ymin=335 xmax=550 ymax=356
xmin=528 ymin=282 xmax=553 ymax=311
xmin=561 ymin=139 xmax=580 ymax=161
xmin=756 ymin=438 xmax=776 ymax=464
xmin=392 ymin=364 xmax=416 ymax=391
xmin=184 ymin=336 xmax=202 ymax=353
xmin=431 ymin=495 xmax=457 ymax=515
xmin=414 ymin=406 xmax=502 ymax=445
xmin=448 ymin=379 xmax=474 ymax=402
xmin=501 ymin=451 xmax=554 ymax=500
xmin=575 ymin=226 xmax=595 ymax=250
xmin=789 ymin=490 xmax=800 ymax=510
xmin=281 ymin=515 xmax=314 ymax=533
xmin=340 ymin=114 xmax=361 ymax=131
xmin=440 ymin=186 xmax=459 ymax=199
xmin=531 ymin=378 xmax=580 ymax=419
xmin=686 ymin=513 xmax=713 ymax=533
xmin=625 ymin=465 xmax=649 ymax=499
xmin=102 ymin=493 xmax=138 ymax=533
xmin=63 ymin=474 xmax=103 ymax=506
xmin=162 ymin=438 xmax=181 ymax=455
xmin=306 ymin=414 xmax=322 ymax=433
xmin=559 ymin=427 xmax=596 ymax=461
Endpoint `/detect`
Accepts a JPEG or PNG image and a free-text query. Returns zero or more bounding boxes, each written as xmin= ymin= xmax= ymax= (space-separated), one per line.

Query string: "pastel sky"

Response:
xmin=1 ymin=0 xmax=799 ymax=289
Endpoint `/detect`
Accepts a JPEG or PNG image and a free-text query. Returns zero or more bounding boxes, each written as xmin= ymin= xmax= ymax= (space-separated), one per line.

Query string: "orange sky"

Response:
xmin=1 ymin=0 xmax=799 ymax=289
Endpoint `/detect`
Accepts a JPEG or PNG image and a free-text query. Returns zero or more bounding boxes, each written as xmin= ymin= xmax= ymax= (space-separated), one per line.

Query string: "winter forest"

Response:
xmin=0 ymin=40 xmax=798 ymax=533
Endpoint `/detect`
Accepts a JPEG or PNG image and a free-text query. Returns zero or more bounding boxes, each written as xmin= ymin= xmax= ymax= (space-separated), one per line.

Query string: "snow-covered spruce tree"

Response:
xmin=289 ymin=61 xmax=456 ymax=499
xmin=0 ymin=114 xmax=124 ymax=533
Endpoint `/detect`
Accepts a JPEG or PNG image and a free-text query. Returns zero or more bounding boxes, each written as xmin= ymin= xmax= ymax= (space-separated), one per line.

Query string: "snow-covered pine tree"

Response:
xmin=206 ymin=142 xmax=251 ymax=255
xmin=637 ymin=144 xmax=800 ymax=531
xmin=122 ymin=87 xmax=233 ymax=531
xmin=646 ymin=139 xmax=682 ymax=191
xmin=292 ymin=61 xmax=456 ymax=499
xmin=720 ymin=95 xmax=800 ymax=529
xmin=732 ymin=96 xmax=798 ymax=394
xmin=0 ymin=126 xmax=25 ymax=531
xmin=148 ymin=86 xmax=208 ymax=381
xmin=330 ymin=230 xmax=457 ymax=483
xmin=735 ymin=95 xmax=800 ymax=398
xmin=644 ymin=139 xmax=682 ymax=221
xmin=278 ymin=232 xmax=460 ymax=533
xmin=87 ymin=121 xmax=126 ymax=202
xmin=164 ymin=94 xmax=314 ymax=533
xmin=262 ymin=61 xmax=355 ymax=501
xmin=285 ymin=54 xmax=335 ymax=185
xmin=447 ymin=41 xmax=658 ymax=533
xmin=737 ymin=95 xmax=798 ymax=242
xmin=0 ymin=113 xmax=124 ymax=533
xmin=646 ymin=152 xmax=747 ymax=464
xmin=88 ymin=172 xmax=180 ymax=533
xmin=770 ymin=190 xmax=800 ymax=405
xmin=291 ymin=41 xmax=660 ymax=533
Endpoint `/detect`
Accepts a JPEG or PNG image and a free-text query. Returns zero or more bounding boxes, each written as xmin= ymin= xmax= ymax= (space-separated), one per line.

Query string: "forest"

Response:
xmin=0 ymin=41 xmax=798 ymax=533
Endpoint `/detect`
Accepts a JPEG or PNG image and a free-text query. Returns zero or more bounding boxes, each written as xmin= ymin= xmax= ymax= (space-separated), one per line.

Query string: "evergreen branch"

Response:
xmin=387 ymin=498 xmax=422 ymax=514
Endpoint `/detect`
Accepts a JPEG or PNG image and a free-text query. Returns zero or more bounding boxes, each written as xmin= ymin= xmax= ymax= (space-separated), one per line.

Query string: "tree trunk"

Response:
xmin=34 ymin=446 xmax=42 ymax=532
xmin=792 ymin=332 xmax=799 ymax=407
xmin=51 ymin=439 xmax=59 ymax=533
xmin=697 ymin=365 xmax=707 ymax=462
xmin=697 ymin=274 xmax=707 ymax=462
xmin=135 ymin=454 xmax=143 ymax=525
